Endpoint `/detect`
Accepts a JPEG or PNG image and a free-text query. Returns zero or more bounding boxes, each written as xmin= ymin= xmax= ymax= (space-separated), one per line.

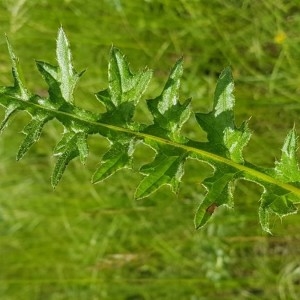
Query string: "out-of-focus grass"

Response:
xmin=0 ymin=1 xmax=300 ymax=299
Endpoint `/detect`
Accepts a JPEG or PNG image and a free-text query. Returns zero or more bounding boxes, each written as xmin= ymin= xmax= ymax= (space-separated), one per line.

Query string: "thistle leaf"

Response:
xmin=257 ymin=129 xmax=300 ymax=232
xmin=0 ymin=102 xmax=19 ymax=132
xmin=35 ymin=61 xmax=63 ymax=107
xmin=195 ymin=67 xmax=251 ymax=162
xmin=193 ymin=67 xmax=251 ymax=228
xmin=76 ymin=131 xmax=89 ymax=164
xmin=135 ymin=146 xmax=187 ymax=199
xmin=17 ymin=114 xmax=52 ymax=160
xmin=56 ymin=27 xmax=82 ymax=103
xmin=108 ymin=47 xmax=152 ymax=107
xmin=52 ymin=131 xmax=89 ymax=187
xmin=5 ymin=36 xmax=29 ymax=100
xmin=92 ymin=48 xmax=152 ymax=183
xmin=0 ymin=39 xmax=31 ymax=132
xmin=1 ymin=29 xmax=300 ymax=233
xmin=274 ymin=128 xmax=300 ymax=182
xmin=96 ymin=47 xmax=152 ymax=126
xmin=92 ymin=135 xmax=136 ymax=183
xmin=258 ymin=183 xmax=297 ymax=234
xmin=195 ymin=169 xmax=237 ymax=229
xmin=135 ymin=60 xmax=191 ymax=198
xmin=145 ymin=58 xmax=191 ymax=142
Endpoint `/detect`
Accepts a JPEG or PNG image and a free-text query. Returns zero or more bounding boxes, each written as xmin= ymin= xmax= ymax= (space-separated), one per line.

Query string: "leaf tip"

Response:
xmin=58 ymin=26 xmax=66 ymax=39
xmin=194 ymin=210 xmax=212 ymax=230
xmin=91 ymin=171 xmax=104 ymax=184
xmin=110 ymin=46 xmax=121 ymax=58
xmin=16 ymin=152 xmax=23 ymax=161
xmin=5 ymin=35 xmax=17 ymax=64
xmin=51 ymin=174 xmax=59 ymax=189
xmin=51 ymin=181 xmax=57 ymax=190
xmin=133 ymin=190 xmax=145 ymax=201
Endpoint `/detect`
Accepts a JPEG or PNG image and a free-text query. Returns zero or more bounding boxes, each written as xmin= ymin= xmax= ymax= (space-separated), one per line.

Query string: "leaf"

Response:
xmin=56 ymin=27 xmax=82 ymax=103
xmin=135 ymin=145 xmax=187 ymax=199
xmin=193 ymin=68 xmax=251 ymax=228
xmin=52 ymin=131 xmax=89 ymax=187
xmin=108 ymin=47 xmax=152 ymax=107
xmin=274 ymin=128 xmax=300 ymax=182
xmin=144 ymin=58 xmax=191 ymax=142
xmin=92 ymin=49 xmax=153 ymax=183
xmin=5 ymin=36 xmax=29 ymax=100
xmin=92 ymin=134 xmax=136 ymax=183
xmin=35 ymin=61 xmax=63 ymax=107
xmin=134 ymin=60 xmax=191 ymax=199
xmin=0 ymin=38 xmax=31 ymax=133
xmin=17 ymin=114 xmax=52 ymax=160
xmin=96 ymin=47 xmax=152 ymax=126
xmin=0 ymin=101 xmax=19 ymax=133
xmin=1 ymin=28 xmax=300 ymax=233
xmin=195 ymin=67 xmax=251 ymax=162
xmin=194 ymin=169 xmax=237 ymax=229
xmin=258 ymin=185 xmax=297 ymax=234
xmin=256 ymin=128 xmax=300 ymax=232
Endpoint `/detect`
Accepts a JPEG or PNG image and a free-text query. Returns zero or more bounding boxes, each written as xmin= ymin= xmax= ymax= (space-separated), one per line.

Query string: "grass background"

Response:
xmin=0 ymin=0 xmax=300 ymax=299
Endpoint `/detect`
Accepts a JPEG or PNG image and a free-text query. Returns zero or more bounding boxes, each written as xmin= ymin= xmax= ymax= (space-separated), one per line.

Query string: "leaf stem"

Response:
xmin=7 ymin=96 xmax=300 ymax=200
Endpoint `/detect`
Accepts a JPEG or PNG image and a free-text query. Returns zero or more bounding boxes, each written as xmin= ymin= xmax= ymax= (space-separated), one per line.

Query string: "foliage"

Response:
xmin=0 ymin=28 xmax=300 ymax=233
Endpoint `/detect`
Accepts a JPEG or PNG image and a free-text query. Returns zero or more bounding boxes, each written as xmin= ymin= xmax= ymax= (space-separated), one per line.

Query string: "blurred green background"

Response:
xmin=1 ymin=0 xmax=300 ymax=299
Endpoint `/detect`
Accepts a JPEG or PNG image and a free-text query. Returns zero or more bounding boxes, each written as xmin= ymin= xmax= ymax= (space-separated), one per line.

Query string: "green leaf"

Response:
xmin=214 ymin=67 xmax=235 ymax=116
xmin=0 ymin=38 xmax=31 ymax=132
xmin=56 ymin=27 xmax=82 ymax=103
xmin=134 ymin=60 xmax=192 ymax=199
xmin=194 ymin=166 xmax=237 ymax=229
xmin=1 ymin=28 xmax=300 ymax=233
xmin=5 ymin=36 xmax=29 ymax=100
xmin=96 ymin=47 xmax=152 ymax=126
xmin=274 ymin=128 xmax=300 ymax=182
xmin=256 ymin=129 xmax=300 ymax=232
xmin=195 ymin=67 xmax=251 ymax=162
xmin=35 ymin=61 xmax=63 ymax=107
xmin=92 ymin=135 xmax=136 ymax=183
xmin=76 ymin=132 xmax=89 ymax=164
xmin=0 ymin=102 xmax=19 ymax=133
xmin=52 ymin=131 xmax=89 ymax=187
xmin=135 ymin=146 xmax=187 ymax=199
xmin=258 ymin=187 xmax=297 ymax=234
xmin=145 ymin=58 xmax=191 ymax=142
xmin=108 ymin=47 xmax=152 ymax=107
xmin=17 ymin=114 xmax=52 ymax=160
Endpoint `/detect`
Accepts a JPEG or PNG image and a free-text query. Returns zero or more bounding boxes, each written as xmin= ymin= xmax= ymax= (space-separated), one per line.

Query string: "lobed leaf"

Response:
xmin=145 ymin=58 xmax=191 ymax=142
xmin=96 ymin=48 xmax=152 ymax=126
xmin=135 ymin=145 xmax=187 ymax=199
xmin=195 ymin=67 xmax=251 ymax=162
xmin=194 ymin=169 xmax=236 ymax=229
xmin=0 ymin=28 xmax=300 ymax=233
xmin=92 ymin=134 xmax=136 ymax=183
xmin=0 ymin=101 xmax=19 ymax=132
xmin=35 ymin=61 xmax=63 ymax=107
xmin=0 ymin=38 xmax=31 ymax=132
